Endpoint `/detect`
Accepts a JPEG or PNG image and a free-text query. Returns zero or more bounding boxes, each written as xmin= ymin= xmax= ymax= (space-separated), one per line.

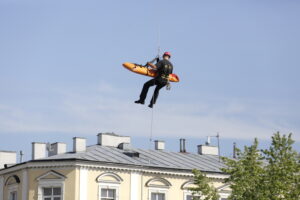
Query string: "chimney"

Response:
xmin=179 ymin=138 xmax=186 ymax=153
xmin=118 ymin=143 xmax=131 ymax=150
xmin=73 ymin=137 xmax=86 ymax=153
xmin=154 ymin=140 xmax=165 ymax=150
xmin=197 ymin=144 xmax=219 ymax=156
xmin=98 ymin=133 xmax=130 ymax=147
xmin=48 ymin=142 xmax=67 ymax=156
xmin=0 ymin=151 xmax=17 ymax=169
xmin=32 ymin=142 xmax=47 ymax=160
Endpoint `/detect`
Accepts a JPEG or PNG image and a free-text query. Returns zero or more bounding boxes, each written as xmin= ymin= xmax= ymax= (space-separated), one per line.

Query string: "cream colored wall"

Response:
xmin=27 ymin=168 xmax=77 ymax=200
xmin=74 ymin=168 xmax=80 ymax=200
xmin=86 ymin=169 xmax=99 ymax=200
xmin=87 ymin=169 xmax=131 ymax=200
xmin=211 ymin=179 xmax=225 ymax=188
xmin=115 ymin=171 xmax=131 ymax=200
xmin=86 ymin=169 xmax=228 ymax=200
xmin=141 ymin=173 xmax=187 ymax=200
xmin=2 ymin=170 xmax=23 ymax=200
xmin=86 ymin=169 xmax=188 ymax=200
xmin=2 ymin=166 xmax=229 ymax=200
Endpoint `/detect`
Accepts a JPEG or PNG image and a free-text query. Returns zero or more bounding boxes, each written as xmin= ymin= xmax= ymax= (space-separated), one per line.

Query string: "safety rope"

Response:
xmin=149 ymin=102 xmax=154 ymax=149
xmin=157 ymin=24 xmax=161 ymax=58
xmin=149 ymin=24 xmax=161 ymax=149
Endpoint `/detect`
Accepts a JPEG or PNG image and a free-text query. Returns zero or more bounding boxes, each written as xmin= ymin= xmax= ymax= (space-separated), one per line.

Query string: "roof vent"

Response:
xmin=123 ymin=152 xmax=140 ymax=158
xmin=206 ymin=136 xmax=211 ymax=145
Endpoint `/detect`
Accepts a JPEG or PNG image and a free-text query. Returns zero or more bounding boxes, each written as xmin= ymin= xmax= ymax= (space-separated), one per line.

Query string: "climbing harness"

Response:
xmin=166 ymin=81 xmax=171 ymax=90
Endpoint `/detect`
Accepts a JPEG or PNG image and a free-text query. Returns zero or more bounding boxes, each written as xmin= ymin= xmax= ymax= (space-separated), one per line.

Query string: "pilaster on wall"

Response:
xmin=130 ymin=172 xmax=141 ymax=200
xmin=0 ymin=176 xmax=4 ymax=200
xmin=22 ymin=170 xmax=28 ymax=200
xmin=79 ymin=168 xmax=88 ymax=200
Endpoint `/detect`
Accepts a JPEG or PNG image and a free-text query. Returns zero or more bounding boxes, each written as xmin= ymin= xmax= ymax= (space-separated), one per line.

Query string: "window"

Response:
xmin=187 ymin=195 xmax=201 ymax=200
xmin=5 ymin=175 xmax=20 ymax=200
xmin=101 ymin=188 xmax=116 ymax=200
xmin=151 ymin=192 xmax=165 ymax=200
xmin=36 ymin=170 xmax=66 ymax=200
xmin=9 ymin=191 xmax=17 ymax=200
xmin=181 ymin=180 xmax=201 ymax=200
xmin=42 ymin=187 xmax=62 ymax=200
xmin=97 ymin=172 xmax=122 ymax=200
xmin=146 ymin=178 xmax=170 ymax=200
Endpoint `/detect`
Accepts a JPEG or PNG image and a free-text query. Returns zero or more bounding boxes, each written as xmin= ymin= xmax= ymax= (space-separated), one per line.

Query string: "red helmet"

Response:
xmin=163 ymin=52 xmax=171 ymax=58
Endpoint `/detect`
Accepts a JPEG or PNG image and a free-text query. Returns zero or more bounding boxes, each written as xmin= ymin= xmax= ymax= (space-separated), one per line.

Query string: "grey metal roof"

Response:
xmin=41 ymin=145 xmax=227 ymax=173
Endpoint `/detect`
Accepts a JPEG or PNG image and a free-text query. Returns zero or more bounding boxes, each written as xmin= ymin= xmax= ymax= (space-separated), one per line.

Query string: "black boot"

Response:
xmin=135 ymin=100 xmax=145 ymax=104
xmin=148 ymin=103 xmax=153 ymax=108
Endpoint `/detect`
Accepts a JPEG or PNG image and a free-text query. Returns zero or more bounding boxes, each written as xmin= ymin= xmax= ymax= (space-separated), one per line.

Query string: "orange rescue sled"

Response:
xmin=122 ymin=62 xmax=180 ymax=82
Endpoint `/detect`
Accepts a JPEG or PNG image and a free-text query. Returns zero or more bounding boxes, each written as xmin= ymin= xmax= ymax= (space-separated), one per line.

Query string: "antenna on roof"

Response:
xmin=19 ymin=151 xmax=24 ymax=163
xmin=233 ymin=142 xmax=237 ymax=159
xmin=207 ymin=133 xmax=221 ymax=162
xmin=217 ymin=132 xmax=220 ymax=162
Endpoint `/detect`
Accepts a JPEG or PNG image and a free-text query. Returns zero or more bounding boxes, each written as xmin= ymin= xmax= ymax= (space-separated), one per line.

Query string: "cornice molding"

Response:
xmin=0 ymin=160 xmax=229 ymax=180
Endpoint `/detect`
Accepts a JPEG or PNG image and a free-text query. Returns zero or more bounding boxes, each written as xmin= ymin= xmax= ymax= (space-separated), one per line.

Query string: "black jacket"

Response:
xmin=155 ymin=59 xmax=173 ymax=79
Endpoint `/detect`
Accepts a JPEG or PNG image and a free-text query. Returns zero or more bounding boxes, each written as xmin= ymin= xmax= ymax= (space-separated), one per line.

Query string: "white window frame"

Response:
xmin=37 ymin=180 xmax=64 ymax=200
xmin=98 ymin=183 xmax=120 ymax=200
xmin=148 ymin=187 xmax=168 ymax=200
xmin=183 ymin=190 xmax=201 ymax=200
xmin=217 ymin=184 xmax=230 ymax=200
xmin=7 ymin=184 xmax=18 ymax=200
xmin=218 ymin=194 xmax=229 ymax=200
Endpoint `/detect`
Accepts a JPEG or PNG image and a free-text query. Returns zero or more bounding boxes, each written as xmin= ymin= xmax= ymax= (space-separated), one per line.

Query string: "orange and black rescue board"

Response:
xmin=122 ymin=62 xmax=180 ymax=82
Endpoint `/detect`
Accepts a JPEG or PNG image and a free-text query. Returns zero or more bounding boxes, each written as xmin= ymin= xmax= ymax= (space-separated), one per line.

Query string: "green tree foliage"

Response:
xmin=262 ymin=133 xmax=300 ymax=200
xmin=222 ymin=132 xmax=300 ymax=200
xmin=222 ymin=138 xmax=265 ymax=200
xmin=189 ymin=169 xmax=220 ymax=200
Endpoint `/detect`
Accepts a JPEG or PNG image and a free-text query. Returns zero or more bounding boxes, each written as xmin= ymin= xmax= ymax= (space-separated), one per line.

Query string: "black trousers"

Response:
xmin=139 ymin=78 xmax=167 ymax=104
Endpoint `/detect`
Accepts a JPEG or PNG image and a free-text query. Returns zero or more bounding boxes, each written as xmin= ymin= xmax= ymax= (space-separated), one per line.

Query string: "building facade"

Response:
xmin=0 ymin=133 xmax=231 ymax=200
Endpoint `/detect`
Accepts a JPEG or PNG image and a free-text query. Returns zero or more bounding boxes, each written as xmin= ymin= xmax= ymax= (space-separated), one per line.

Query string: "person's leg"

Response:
xmin=149 ymin=82 xmax=166 ymax=107
xmin=135 ymin=79 xmax=156 ymax=104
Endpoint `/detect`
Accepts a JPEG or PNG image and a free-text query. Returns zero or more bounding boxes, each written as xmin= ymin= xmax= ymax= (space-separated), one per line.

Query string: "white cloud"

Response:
xmin=0 ymin=82 xmax=299 ymax=141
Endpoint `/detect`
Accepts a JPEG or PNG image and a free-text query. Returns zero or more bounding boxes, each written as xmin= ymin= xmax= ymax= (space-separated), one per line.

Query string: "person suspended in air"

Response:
xmin=135 ymin=52 xmax=173 ymax=108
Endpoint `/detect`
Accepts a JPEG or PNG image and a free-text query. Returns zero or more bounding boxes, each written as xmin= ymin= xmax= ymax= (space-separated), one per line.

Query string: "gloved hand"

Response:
xmin=156 ymin=57 xmax=160 ymax=63
xmin=145 ymin=62 xmax=153 ymax=68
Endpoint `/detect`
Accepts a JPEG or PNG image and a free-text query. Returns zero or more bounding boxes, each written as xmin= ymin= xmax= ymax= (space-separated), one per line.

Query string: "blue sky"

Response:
xmin=1 ymin=0 xmax=299 ymax=160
